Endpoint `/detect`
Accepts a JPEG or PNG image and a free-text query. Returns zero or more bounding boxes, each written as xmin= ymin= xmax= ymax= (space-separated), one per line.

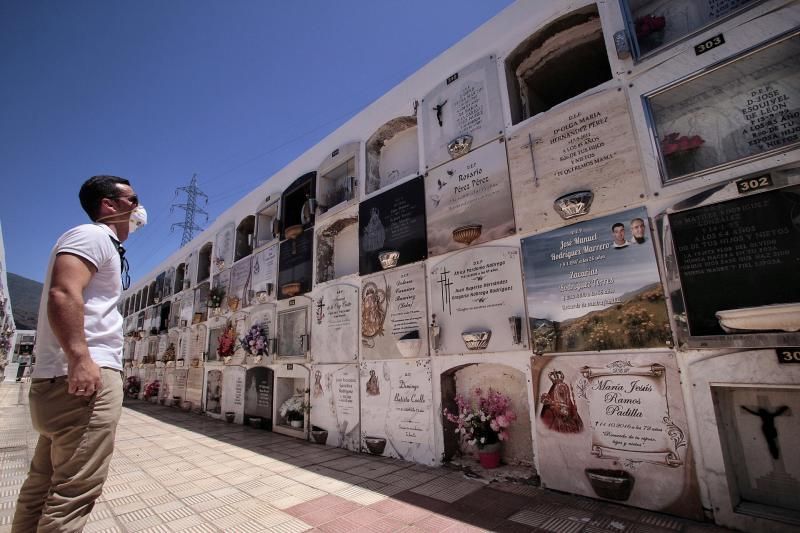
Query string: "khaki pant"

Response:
xmin=12 ymin=368 xmax=123 ymax=532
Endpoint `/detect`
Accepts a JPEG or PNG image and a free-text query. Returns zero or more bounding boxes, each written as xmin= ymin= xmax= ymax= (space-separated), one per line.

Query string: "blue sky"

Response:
xmin=0 ymin=0 xmax=513 ymax=283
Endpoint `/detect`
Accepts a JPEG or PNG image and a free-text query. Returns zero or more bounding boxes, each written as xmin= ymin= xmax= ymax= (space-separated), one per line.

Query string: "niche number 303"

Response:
xmin=695 ymin=34 xmax=725 ymax=55
xmin=776 ymin=348 xmax=800 ymax=364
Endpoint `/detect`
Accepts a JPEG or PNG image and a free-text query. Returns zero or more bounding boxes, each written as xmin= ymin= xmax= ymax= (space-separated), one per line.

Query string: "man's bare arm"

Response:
xmin=48 ymin=252 xmax=102 ymax=396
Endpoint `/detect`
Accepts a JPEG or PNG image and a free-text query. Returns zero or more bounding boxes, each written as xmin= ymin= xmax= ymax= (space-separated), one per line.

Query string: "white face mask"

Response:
xmin=128 ymin=205 xmax=147 ymax=234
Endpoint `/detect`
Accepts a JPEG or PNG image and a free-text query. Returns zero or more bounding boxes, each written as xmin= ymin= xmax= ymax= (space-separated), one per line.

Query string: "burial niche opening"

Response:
xmin=174 ymin=263 xmax=186 ymax=293
xmin=441 ymin=363 xmax=534 ymax=468
xmin=505 ymin=5 xmax=612 ymax=124
xmin=235 ymin=216 xmax=256 ymax=262
xmin=366 ymin=117 xmax=419 ymax=195
xmin=281 ymin=172 xmax=316 ymax=238
xmin=244 ymin=367 xmax=274 ymax=430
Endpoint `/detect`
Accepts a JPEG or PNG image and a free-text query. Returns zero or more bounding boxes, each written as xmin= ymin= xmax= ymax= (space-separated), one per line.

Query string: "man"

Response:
xmin=611 ymin=222 xmax=628 ymax=249
xmin=630 ymin=217 xmax=647 ymax=244
xmin=13 ymin=176 xmax=146 ymax=532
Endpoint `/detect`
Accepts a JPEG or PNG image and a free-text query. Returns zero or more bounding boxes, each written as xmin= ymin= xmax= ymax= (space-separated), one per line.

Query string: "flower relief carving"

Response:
xmin=606 ymin=360 xmax=634 ymax=374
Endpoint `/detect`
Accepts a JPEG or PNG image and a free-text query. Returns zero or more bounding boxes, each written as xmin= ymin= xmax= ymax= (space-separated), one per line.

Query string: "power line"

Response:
xmin=170 ymin=174 xmax=209 ymax=246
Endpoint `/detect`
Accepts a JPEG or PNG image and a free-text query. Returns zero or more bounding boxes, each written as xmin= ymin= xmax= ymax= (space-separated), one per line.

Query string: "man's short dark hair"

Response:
xmin=79 ymin=175 xmax=130 ymax=221
xmin=612 ymin=222 xmax=624 ymax=231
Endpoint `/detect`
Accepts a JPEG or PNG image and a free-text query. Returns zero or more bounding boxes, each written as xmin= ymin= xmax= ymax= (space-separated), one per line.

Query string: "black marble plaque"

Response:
xmin=670 ymin=186 xmax=800 ymax=336
xmin=244 ymin=367 xmax=274 ymax=424
xmin=277 ymin=230 xmax=313 ymax=300
xmin=359 ymin=176 xmax=427 ymax=275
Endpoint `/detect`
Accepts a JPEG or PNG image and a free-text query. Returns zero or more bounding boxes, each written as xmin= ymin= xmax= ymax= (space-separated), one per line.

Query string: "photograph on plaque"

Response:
xmin=667 ymin=185 xmax=800 ymax=338
xmin=214 ymin=222 xmax=235 ymax=273
xmin=623 ymin=0 xmax=759 ymax=56
xmin=311 ymin=282 xmax=358 ymax=364
xmin=244 ymin=367 xmax=274 ymax=429
xmin=425 ymin=140 xmax=515 ymax=257
xmin=360 ymin=264 xmax=429 ymax=360
xmin=359 ymin=359 xmax=436 ymax=464
xmin=646 ymin=31 xmax=800 ymax=182
xmin=251 ymin=244 xmax=277 ymax=301
xmin=315 ymin=209 xmax=359 ymax=284
xmin=278 ymin=230 xmax=313 ymax=300
xmin=229 ymin=257 xmax=251 ymax=310
xmin=420 ymin=55 xmax=504 ymax=171
xmin=221 ymin=366 xmax=246 ymax=423
xmin=521 ymin=207 xmax=671 ymax=353
xmin=309 ymin=364 xmax=360 ymax=451
xmin=507 ymin=88 xmax=645 ymax=235
xmin=205 ymin=369 xmax=222 ymax=415
xmin=277 ymin=306 xmax=308 ymax=359
xmin=359 ymin=176 xmax=427 ymax=275
xmin=531 ymin=353 xmax=703 ymax=519
xmin=428 ymin=246 xmax=527 ymax=355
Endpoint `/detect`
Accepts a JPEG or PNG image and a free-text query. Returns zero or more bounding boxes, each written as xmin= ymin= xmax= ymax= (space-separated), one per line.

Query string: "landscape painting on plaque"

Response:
xmin=428 ymin=246 xmax=527 ymax=355
xmin=420 ymin=55 xmax=504 ymax=170
xmin=250 ymin=244 xmax=277 ymax=303
xmin=665 ymin=184 xmax=800 ymax=345
xmin=221 ymin=365 xmax=246 ymax=423
xmin=310 ymin=364 xmax=360 ymax=450
xmin=205 ymin=369 xmax=222 ymax=415
xmin=228 ymin=257 xmax=251 ymax=311
xmin=507 ymin=89 xmax=645 ymax=235
xmin=360 ymin=264 xmax=429 ymax=360
xmin=623 ymin=0 xmax=759 ymax=56
xmin=311 ymin=283 xmax=358 ymax=363
xmin=360 ymin=359 xmax=436 ymax=464
xmin=278 ymin=230 xmax=313 ymax=300
xmin=521 ymin=207 xmax=671 ymax=353
xmin=244 ymin=367 xmax=273 ymax=429
xmin=425 ymin=140 xmax=515 ymax=257
xmin=646 ymin=31 xmax=800 ymax=182
xmin=214 ymin=222 xmax=235 ymax=273
xmin=532 ymin=353 xmax=703 ymax=520
xmin=359 ymin=176 xmax=427 ymax=275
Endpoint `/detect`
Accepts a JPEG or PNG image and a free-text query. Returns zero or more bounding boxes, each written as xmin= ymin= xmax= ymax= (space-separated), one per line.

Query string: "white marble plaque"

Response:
xmin=508 ymin=89 xmax=645 ymax=234
xmin=311 ymin=283 xmax=359 ymax=363
xmin=185 ymin=251 xmax=197 ymax=289
xmin=310 ymin=364 xmax=360 ymax=451
xmin=247 ymin=304 xmax=276 ymax=359
xmin=172 ymin=369 xmax=188 ymax=399
xmin=205 ymin=368 xmax=223 ymax=415
xmin=229 ymin=257 xmax=252 ymax=308
xmin=428 ymin=246 xmax=527 ymax=355
xmin=361 ymin=264 xmax=429 ymax=360
xmin=185 ymin=367 xmax=204 ymax=409
xmin=214 ymin=222 xmax=235 ymax=274
xmin=420 ymin=55 xmax=504 ymax=170
xmin=425 ymin=140 xmax=515 ymax=257
xmin=251 ymin=244 xmax=278 ymax=299
xmin=222 ymin=366 xmax=246 ymax=423
xmin=180 ymin=293 xmax=194 ymax=325
xmin=360 ymin=359 xmax=435 ymax=464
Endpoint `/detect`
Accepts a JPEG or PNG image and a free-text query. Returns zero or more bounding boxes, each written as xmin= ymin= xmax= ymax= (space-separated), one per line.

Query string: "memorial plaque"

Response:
xmin=248 ymin=305 xmax=276 ymax=358
xmin=205 ymin=369 xmax=223 ymax=415
xmin=229 ymin=257 xmax=251 ymax=308
xmin=428 ymin=246 xmax=527 ymax=355
xmin=646 ymin=32 xmax=800 ymax=182
xmin=244 ymin=367 xmax=274 ymax=424
xmin=531 ymin=353 xmax=703 ymax=519
xmin=425 ymin=140 xmax=515 ymax=257
xmin=194 ymin=283 xmax=209 ymax=317
xmin=669 ymin=186 xmax=800 ymax=336
xmin=360 ymin=359 xmax=436 ymax=464
xmin=521 ymin=207 xmax=671 ymax=353
xmin=361 ymin=264 xmax=429 ymax=360
xmin=251 ymin=244 xmax=277 ymax=298
xmin=507 ymin=89 xmax=645 ymax=235
xmin=278 ymin=230 xmax=313 ymax=300
xmin=310 ymin=364 xmax=360 ymax=451
xmin=214 ymin=222 xmax=235 ymax=273
xmin=190 ymin=324 xmax=207 ymax=361
xmin=173 ymin=369 xmax=188 ymax=399
xmin=185 ymin=367 xmax=204 ymax=408
xmin=420 ymin=55 xmax=504 ymax=170
xmin=359 ymin=176 xmax=427 ymax=275
xmin=212 ymin=269 xmax=231 ymax=313
xmin=311 ymin=283 xmax=358 ymax=363
xmin=222 ymin=366 xmax=246 ymax=423
xmin=185 ymin=251 xmax=197 ymax=289
xmin=180 ymin=293 xmax=194 ymax=325
xmin=277 ymin=302 xmax=308 ymax=359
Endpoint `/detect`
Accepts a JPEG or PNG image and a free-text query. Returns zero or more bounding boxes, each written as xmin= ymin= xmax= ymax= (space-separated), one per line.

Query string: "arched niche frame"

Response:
xmin=244 ymin=366 xmax=274 ymax=430
xmin=316 ymin=142 xmax=361 ymax=221
xmin=365 ymin=116 xmax=420 ymax=197
xmin=314 ymin=207 xmax=359 ymax=285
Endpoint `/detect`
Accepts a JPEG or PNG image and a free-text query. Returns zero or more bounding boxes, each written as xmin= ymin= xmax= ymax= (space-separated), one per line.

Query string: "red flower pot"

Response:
xmin=478 ymin=443 xmax=501 ymax=469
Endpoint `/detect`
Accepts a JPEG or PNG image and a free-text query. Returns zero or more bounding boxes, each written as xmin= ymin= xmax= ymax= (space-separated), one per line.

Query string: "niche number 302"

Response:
xmin=776 ymin=348 xmax=800 ymax=364
xmin=736 ymin=174 xmax=772 ymax=194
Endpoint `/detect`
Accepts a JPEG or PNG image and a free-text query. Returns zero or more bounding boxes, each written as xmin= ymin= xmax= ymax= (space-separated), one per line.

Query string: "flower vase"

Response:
xmin=290 ymin=419 xmax=303 ymax=428
xmin=478 ymin=442 xmax=501 ymax=469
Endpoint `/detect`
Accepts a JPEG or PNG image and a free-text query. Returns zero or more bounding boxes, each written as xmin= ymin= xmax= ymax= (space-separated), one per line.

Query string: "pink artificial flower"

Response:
xmin=490 ymin=420 xmax=500 ymax=432
xmin=497 ymin=415 xmax=509 ymax=428
xmin=498 ymin=430 xmax=509 ymax=441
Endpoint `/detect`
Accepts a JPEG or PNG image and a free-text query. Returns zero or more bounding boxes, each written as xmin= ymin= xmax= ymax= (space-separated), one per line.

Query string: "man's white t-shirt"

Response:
xmin=32 ymin=223 xmax=124 ymax=377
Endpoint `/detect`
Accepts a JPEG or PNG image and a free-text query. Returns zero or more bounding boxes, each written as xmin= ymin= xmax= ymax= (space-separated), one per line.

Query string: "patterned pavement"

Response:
xmin=0 ymin=381 xmax=731 ymax=532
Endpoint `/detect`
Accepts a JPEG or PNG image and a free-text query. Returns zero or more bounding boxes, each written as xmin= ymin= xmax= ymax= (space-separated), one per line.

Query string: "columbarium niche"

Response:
xmin=197 ymin=242 xmax=212 ymax=283
xmin=365 ymin=116 xmax=419 ymax=196
xmin=316 ymin=143 xmax=360 ymax=220
xmin=244 ymin=367 xmax=274 ymax=429
xmin=314 ymin=208 xmax=359 ymax=285
xmin=505 ymin=4 xmax=612 ymax=125
xmin=250 ymin=244 xmax=278 ymax=303
xmin=228 ymin=257 xmax=251 ymax=310
xmin=280 ymin=172 xmax=316 ymax=238
xmin=174 ymin=263 xmax=185 ymax=293
xmin=276 ymin=296 xmax=310 ymax=361
xmin=193 ymin=282 xmax=210 ymax=324
xmin=214 ymin=223 xmax=235 ymax=273
xmin=440 ymin=363 xmax=533 ymax=466
xmin=205 ymin=368 xmax=223 ymax=415
xmin=273 ymin=364 xmax=309 ymax=439
xmin=254 ymin=199 xmax=280 ymax=250
xmin=234 ymin=215 xmax=255 ymax=262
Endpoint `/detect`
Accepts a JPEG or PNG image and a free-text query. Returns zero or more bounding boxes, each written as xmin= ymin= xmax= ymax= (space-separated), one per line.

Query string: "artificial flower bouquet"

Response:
xmin=125 ymin=376 xmax=141 ymax=397
xmin=240 ymin=323 xmax=269 ymax=356
xmin=444 ymin=387 xmax=517 ymax=449
xmin=217 ymin=323 xmax=237 ymax=358
xmin=143 ymin=379 xmax=160 ymax=400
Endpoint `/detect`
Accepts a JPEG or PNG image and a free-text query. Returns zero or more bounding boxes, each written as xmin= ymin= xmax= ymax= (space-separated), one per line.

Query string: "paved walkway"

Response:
xmin=0 ymin=381 xmax=730 ymax=533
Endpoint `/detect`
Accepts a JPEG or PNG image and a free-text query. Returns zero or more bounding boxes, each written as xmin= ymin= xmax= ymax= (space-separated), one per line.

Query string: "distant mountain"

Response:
xmin=7 ymin=273 xmax=43 ymax=331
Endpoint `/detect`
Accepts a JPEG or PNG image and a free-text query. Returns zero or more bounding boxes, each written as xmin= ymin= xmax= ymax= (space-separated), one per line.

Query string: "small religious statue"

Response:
xmin=540 ymin=370 xmax=583 ymax=433
xmin=313 ymin=370 xmax=323 ymax=398
xmin=741 ymin=404 xmax=790 ymax=459
xmin=366 ymin=369 xmax=380 ymax=396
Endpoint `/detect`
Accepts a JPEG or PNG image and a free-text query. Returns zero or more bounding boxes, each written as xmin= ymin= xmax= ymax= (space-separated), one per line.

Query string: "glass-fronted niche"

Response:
xmin=645 ymin=30 xmax=800 ymax=184
xmin=621 ymin=0 xmax=763 ymax=58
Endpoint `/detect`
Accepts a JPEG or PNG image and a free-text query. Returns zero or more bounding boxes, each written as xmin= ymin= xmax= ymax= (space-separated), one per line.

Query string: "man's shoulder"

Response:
xmin=59 ymin=223 xmax=106 ymax=240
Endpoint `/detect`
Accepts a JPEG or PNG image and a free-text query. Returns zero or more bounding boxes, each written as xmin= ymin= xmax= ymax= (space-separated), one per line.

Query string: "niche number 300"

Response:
xmin=777 ymin=348 xmax=800 ymax=364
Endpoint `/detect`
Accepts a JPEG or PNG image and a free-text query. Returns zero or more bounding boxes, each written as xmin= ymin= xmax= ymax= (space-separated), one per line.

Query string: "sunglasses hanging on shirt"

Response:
xmin=109 ymin=236 xmax=131 ymax=290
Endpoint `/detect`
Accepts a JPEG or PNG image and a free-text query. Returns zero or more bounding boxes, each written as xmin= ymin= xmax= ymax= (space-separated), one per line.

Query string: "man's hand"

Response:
xmin=48 ymin=252 xmax=102 ymax=397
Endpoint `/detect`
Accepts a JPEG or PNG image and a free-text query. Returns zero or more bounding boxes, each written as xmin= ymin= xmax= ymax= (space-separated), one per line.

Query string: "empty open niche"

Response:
xmin=505 ymin=4 xmax=612 ymax=124
xmin=317 ymin=143 xmax=360 ymax=218
xmin=174 ymin=263 xmax=186 ymax=293
xmin=254 ymin=200 xmax=279 ymax=249
xmin=281 ymin=172 xmax=316 ymax=238
xmin=147 ymin=280 xmax=157 ymax=306
xmin=197 ymin=243 xmax=212 ymax=283
xmin=315 ymin=215 xmax=359 ymax=284
xmin=366 ymin=117 xmax=419 ymax=195
xmin=235 ymin=215 xmax=255 ymax=262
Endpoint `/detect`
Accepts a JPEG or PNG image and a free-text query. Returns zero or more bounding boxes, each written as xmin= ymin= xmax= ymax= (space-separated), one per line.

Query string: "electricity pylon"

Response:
xmin=170 ymin=174 xmax=209 ymax=246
